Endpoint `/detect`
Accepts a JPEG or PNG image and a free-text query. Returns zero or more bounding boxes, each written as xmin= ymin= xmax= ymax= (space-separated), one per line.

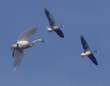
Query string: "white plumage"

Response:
xmin=10 ymin=27 xmax=44 ymax=71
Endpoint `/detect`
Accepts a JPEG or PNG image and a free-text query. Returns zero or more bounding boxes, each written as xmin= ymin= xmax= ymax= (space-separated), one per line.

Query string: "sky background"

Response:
xmin=0 ymin=0 xmax=110 ymax=86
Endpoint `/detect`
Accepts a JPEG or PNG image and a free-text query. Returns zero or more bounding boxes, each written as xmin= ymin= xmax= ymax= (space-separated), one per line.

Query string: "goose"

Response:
xmin=10 ymin=27 xmax=44 ymax=71
xmin=80 ymin=36 xmax=98 ymax=65
xmin=44 ymin=8 xmax=65 ymax=38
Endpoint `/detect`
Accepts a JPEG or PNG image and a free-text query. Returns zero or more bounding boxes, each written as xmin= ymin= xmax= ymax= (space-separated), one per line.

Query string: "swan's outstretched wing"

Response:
xmin=44 ymin=9 xmax=56 ymax=27
xmin=54 ymin=29 xmax=64 ymax=38
xmin=88 ymin=54 xmax=98 ymax=65
xmin=13 ymin=50 xmax=24 ymax=71
xmin=18 ymin=27 xmax=38 ymax=41
xmin=81 ymin=36 xmax=90 ymax=51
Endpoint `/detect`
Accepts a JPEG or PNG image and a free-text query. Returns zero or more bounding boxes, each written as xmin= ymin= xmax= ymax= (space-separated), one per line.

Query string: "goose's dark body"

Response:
xmin=80 ymin=36 xmax=98 ymax=65
xmin=44 ymin=8 xmax=64 ymax=38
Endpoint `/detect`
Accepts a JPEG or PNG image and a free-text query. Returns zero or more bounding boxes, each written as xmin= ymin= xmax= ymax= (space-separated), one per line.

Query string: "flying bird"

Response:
xmin=10 ymin=27 xmax=44 ymax=71
xmin=80 ymin=36 xmax=98 ymax=65
xmin=44 ymin=8 xmax=65 ymax=38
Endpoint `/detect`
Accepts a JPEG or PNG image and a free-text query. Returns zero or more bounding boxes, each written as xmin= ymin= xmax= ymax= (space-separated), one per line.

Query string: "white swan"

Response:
xmin=10 ymin=27 xmax=44 ymax=71
xmin=44 ymin=8 xmax=65 ymax=38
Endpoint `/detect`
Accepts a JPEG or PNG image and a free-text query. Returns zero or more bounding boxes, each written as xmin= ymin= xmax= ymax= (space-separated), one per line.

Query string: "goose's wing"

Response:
xmin=13 ymin=50 xmax=24 ymax=71
xmin=44 ymin=9 xmax=56 ymax=27
xmin=54 ymin=29 xmax=64 ymax=38
xmin=18 ymin=27 xmax=38 ymax=41
xmin=88 ymin=54 xmax=98 ymax=65
xmin=81 ymin=36 xmax=90 ymax=51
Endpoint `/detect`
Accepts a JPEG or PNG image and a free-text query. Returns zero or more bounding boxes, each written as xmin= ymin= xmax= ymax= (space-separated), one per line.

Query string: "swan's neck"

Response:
xmin=31 ymin=39 xmax=42 ymax=45
xmin=29 ymin=44 xmax=34 ymax=47
xmin=30 ymin=39 xmax=44 ymax=47
xmin=30 ymin=40 xmax=39 ymax=47
xmin=32 ymin=39 xmax=40 ymax=44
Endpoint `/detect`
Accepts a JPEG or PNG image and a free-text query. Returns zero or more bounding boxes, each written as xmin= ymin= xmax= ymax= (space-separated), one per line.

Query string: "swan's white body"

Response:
xmin=17 ymin=41 xmax=30 ymax=48
xmin=10 ymin=27 xmax=44 ymax=71
xmin=17 ymin=41 xmax=29 ymax=45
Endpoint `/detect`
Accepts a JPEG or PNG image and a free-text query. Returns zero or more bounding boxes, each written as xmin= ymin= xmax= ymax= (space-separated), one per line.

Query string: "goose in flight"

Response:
xmin=44 ymin=8 xmax=65 ymax=38
xmin=10 ymin=27 xmax=44 ymax=71
xmin=80 ymin=36 xmax=98 ymax=65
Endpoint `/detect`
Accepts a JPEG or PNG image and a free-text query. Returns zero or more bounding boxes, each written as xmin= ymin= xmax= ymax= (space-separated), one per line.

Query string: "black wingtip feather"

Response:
xmin=54 ymin=29 xmax=64 ymax=38
xmin=81 ymin=36 xmax=84 ymax=40
xmin=44 ymin=8 xmax=47 ymax=12
xmin=88 ymin=54 xmax=98 ymax=65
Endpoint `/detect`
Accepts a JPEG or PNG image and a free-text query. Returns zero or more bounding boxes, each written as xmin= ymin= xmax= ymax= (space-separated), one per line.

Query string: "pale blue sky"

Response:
xmin=0 ymin=0 xmax=110 ymax=86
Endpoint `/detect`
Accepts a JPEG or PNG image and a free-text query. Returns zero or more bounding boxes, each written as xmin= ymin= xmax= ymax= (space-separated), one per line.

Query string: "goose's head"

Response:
xmin=60 ymin=26 xmax=65 ymax=28
xmin=80 ymin=53 xmax=85 ymax=58
xmin=94 ymin=50 xmax=98 ymax=52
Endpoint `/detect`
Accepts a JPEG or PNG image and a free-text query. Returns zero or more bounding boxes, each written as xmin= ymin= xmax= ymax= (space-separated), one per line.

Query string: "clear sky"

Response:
xmin=0 ymin=0 xmax=110 ymax=86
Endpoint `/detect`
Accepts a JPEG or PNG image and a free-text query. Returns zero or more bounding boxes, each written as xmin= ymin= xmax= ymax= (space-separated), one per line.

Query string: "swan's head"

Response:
xmin=80 ymin=53 xmax=85 ymax=58
xmin=46 ymin=26 xmax=52 ymax=32
xmin=37 ymin=39 xmax=45 ymax=43
xmin=32 ymin=39 xmax=45 ymax=44
xmin=10 ymin=42 xmax=17 ymax=50
xmin=31 ymin=39 xmax=45 ymax=47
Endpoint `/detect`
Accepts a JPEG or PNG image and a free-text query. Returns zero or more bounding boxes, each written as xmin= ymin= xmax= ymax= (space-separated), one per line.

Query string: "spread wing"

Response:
xmin=54 ymin=29 xmax=64 ymax=38
xmin=18 ymin=27 xmax=38 ymax=41
xmin=44 ymin=8 xmax=56 ymax=27
xmin=13 ymin=50 xmax=24 ymax=71
xmin=88 ymin=54 xmax=98 ymax=65
xmin=81 ymin=36 xmax=90 ymax=51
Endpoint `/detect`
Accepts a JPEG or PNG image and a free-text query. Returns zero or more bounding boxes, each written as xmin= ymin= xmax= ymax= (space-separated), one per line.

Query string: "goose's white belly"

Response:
xmin=53 ymin=25 xmax=59 ymax=30
xmin=84 ymin=51 xmax=92 ymax=56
